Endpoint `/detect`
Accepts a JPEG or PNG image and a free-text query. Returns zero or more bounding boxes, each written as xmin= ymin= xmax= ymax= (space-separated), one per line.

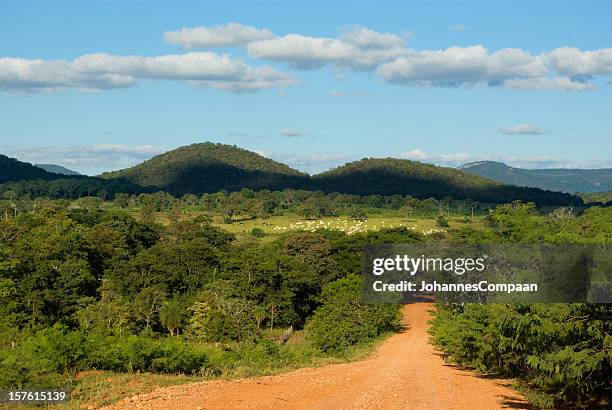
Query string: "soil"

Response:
xmin=103 ymin=303 xmax=531 ymax=409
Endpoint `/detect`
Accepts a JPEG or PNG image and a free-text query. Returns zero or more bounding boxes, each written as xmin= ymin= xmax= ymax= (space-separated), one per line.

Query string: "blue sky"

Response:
xmin=1 ymin=0 xmax=611 ymax=175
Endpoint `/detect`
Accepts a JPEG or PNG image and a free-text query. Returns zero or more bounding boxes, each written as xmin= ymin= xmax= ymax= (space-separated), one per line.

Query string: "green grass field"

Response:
xmin=141 ymin=209 xmax=485 ymax=241
xmin=208 ymin=214 xmax=482 ymax=241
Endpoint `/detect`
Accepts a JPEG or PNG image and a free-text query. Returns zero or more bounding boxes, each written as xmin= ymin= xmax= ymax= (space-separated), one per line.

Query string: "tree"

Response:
xmin=159 ymin=297 xmax=186 ymax=336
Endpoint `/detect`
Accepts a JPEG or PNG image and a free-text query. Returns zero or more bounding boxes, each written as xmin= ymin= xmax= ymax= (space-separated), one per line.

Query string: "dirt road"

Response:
xmin=105 ymin=304 xmax=530 ymax=409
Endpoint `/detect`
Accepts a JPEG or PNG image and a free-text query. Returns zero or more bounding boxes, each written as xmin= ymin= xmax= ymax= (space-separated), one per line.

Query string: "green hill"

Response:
xmin=0 ymin=154 xmax=58 ymax=183
xmin=312 ymin=158 xmax=582 ymax=206
xmin=0 ymin=154 xmax=143 ymax=199
xmin=460 ymin=161 xmax=612 ymax=193
xmin=35 ymin=163 xmax=81 ymax=176
xmin=100 ymin=142 xmax=310 ymax=195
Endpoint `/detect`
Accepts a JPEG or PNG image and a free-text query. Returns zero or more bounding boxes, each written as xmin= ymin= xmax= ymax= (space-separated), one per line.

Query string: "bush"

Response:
xmin=306 ymin=274 xmax=399 ymax=352
xmin=187 ymin=291 xmax=260 ymax=343
xmin=436 ymin=215 xmax=449 ymax=227
xmin=430 ymin=303 xmax=612 ymax=407
xmin=0 ymin=330 xmax=208 ymax=389
xmin=250 ymin=227 xmax=265 ymax=238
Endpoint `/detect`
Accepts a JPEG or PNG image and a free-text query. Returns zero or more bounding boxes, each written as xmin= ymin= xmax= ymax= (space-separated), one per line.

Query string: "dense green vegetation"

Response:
xmin=579 ymin=191 xmax=612 ymax=206
xmin=0 ymin=154 xmax=57 ymax=183
xmin=0 ymin=195 xmax=609 ymax=407
xmin=461 ymin=160 xmax=612 ymax=193
xmin=0 ymin=154 xmax=146 ymax=200
xmin=313 ymin=158 xmax=583 ymax=206
xmin=430 ymin=203 xmax=612 ymax=408
xmin=100 ymin=142 xmax=310 ymax=195
xmin=0 ymin=198 xmax=416 ymax=395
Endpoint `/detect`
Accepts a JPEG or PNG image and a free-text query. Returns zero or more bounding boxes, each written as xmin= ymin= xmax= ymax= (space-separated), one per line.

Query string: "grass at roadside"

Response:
xmin=2 ymin=331 xmax=393 ymax=410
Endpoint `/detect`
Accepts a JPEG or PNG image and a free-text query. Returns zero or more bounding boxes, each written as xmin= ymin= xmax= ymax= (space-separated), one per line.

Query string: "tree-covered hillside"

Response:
xmin=0 ymin=154 xmax=145 ymax=199
xmin=312 ymin=158 xmax=582 ymax=206
xmin=100 ymin=142 xmax=310 ymax=196
xmin=3 ymin=146 xmax=585 ymax=206
xmin=460 ymin=161 xmax=612 ymax=193
xmin=0 ymin=154 xmax=57 ymax=183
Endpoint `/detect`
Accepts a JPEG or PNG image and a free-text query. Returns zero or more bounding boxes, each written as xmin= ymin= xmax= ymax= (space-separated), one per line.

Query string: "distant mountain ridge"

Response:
xmin=0 ymin=145 xmax=586 ymax=206
xmin=100 ymin=143 xmax=582 ymax=206
xmin=460 ymin=161 xmax=612 ymax=193
xmin=35 ymin=163 xmax=81 ymax=176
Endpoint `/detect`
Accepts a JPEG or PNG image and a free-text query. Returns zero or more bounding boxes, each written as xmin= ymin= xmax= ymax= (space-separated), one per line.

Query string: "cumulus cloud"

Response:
xmin=0 ymin=58 xmax=135 ymax=94
xmin=499 ymin=124 xmax=548 ymax=135
xmin=247 ymin=27 xmax=408 ymax=70
xmin=4 ymin=144 xmax=164 ymax=174
xmin=3 ymin=23 xmax=612 ymax=94
xmin=544 ymin=47 xmax=612 ymax=77
xmin=164 ymin=23 xmax=274 ymax=48
xmin=280 ymin=128 xmax=303 ymax=137
xmin=339 ymin=25 xmax=407 ymax=49
xmin=377 ymin=46 xmax=548 ymax=87
xmin=0 ymin=52 xmax=296 ymax=94
xmin=501 ymin=76 xmax=592 ymax=91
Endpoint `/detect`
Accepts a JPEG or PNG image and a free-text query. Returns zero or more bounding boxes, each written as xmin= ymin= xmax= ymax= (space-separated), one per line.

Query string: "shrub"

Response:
xmin=250 ymin=227 xmax=265 ymax=238
xmin=0 ymin=330 xmax=208 ymax=389
xmin=436 ymin=215 xmax=449 ymax=227
xmin=187 ymin=291 xmax=260 ymax=343
xmin=430 ymin=303 xmax=612 ymax=407
xmin=306 ymin=274 xmax=399 ymax=352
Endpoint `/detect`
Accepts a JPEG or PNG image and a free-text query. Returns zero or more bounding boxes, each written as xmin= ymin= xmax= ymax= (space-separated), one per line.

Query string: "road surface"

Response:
xmin=104 ymin=304 xmax=530 ymax=409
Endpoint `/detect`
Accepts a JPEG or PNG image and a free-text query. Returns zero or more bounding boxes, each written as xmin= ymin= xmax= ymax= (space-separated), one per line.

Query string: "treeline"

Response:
xmin=1 ymin=188 xmax=493 ymax=222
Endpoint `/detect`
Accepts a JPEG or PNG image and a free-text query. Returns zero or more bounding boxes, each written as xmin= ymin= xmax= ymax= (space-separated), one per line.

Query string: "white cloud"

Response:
xmin=0 ymin=52 xmax=296 ymax=94
xmin=0 ymin=58 xmax=135 ymax=94
xmin=247 ymin=29 xmax=408 ymax=70
xmin=502 ymin=76 xmax=592 ymax=91
xmin=402 ymin=149 xmax=428 ymax=160
xmin=377 ymin=46 xmax=547 ymax=87
xmin=544 ymin=47 xmax=612 ymax=77
xmin=3 ymin=144 xmax=164 ymax=175
xmin=164 ymin=23 xmax=274 ymax=48
xmin=498 ymin=124 xmax=548 ymax=135
xmin=339 ymin=25 xmax=407 ymax=49
xmin=280 ymin=128 xmax=303 ymax=137
xmin=449 ymin=24 xmax=465 ymax=32
xmin=377 ymin=45 xmax=612 ymax=90
xmin=3 ymin=24 xmax=612 ymax=95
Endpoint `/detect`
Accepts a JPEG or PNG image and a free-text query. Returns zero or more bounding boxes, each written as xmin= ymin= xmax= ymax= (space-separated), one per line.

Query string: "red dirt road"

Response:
xmin=104 ymin=304 xmax=530 ymax=409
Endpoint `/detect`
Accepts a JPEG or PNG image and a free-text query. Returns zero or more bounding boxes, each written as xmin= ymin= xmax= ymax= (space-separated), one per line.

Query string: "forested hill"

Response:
xmin=312 ymin=158 xmax=583 ymax=206
xmin=101 ymin=142 xmax=311 ymax=196
xmin=460 ymin=161 xmax=612 ymax=193
xmin=0 ymin=154 xmax=58 ymax=183
xmin=2 ymin=146 xmax=584 ymax=206
xmin=0 ymin=154 xmax=145 ymax=199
